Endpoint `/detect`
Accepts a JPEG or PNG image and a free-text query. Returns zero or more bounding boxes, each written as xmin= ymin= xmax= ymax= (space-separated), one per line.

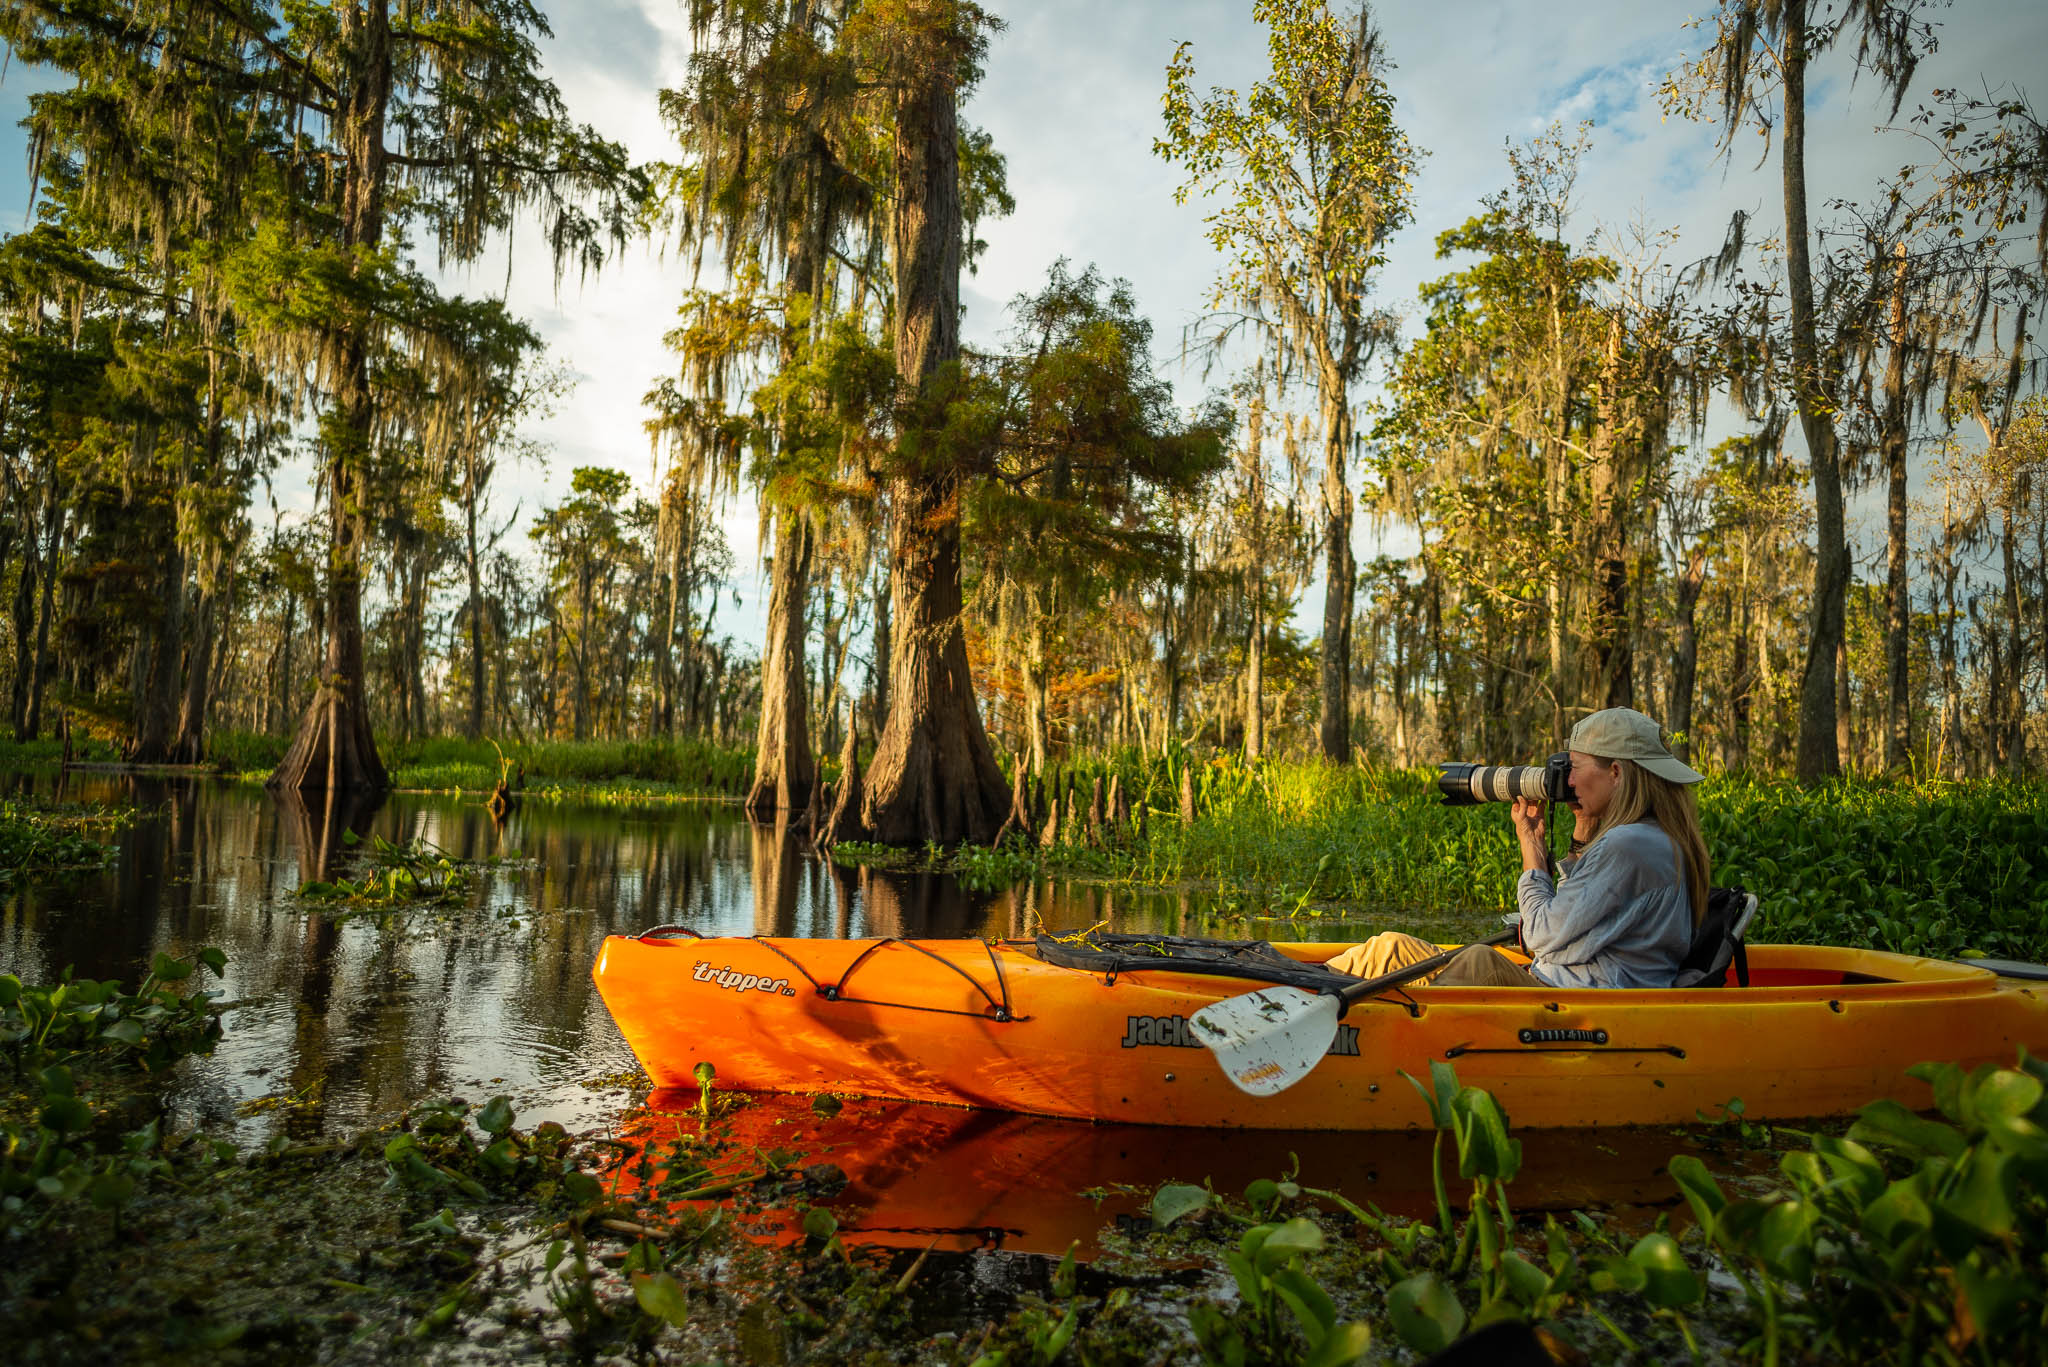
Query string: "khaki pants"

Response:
xmin=1325 ymin=932 xmax=1541 ymax=988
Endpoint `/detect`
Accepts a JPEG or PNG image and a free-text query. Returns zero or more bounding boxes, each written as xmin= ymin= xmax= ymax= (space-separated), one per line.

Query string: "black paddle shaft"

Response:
xmin=1332 ymin=929 xmax=1519 ymax=1010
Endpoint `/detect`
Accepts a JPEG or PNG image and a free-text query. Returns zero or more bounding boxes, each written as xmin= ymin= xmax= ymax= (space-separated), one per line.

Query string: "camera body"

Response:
xmin=1436 ymin=752 xmax=1577 ymax=807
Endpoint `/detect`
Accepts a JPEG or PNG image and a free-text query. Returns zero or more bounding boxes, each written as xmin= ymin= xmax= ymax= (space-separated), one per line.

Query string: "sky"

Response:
xmin=5 ymin=0 xmax=2047 ymax=655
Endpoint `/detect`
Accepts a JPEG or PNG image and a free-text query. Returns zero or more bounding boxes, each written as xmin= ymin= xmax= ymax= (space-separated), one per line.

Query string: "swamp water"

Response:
xmin=1 ymin=773 xmax=1706 ymax=1256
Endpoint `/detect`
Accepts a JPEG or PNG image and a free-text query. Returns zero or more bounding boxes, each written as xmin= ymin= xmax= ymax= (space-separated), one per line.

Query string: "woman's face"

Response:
xmin=1568 ymin=751 xmax=1623 ymax=819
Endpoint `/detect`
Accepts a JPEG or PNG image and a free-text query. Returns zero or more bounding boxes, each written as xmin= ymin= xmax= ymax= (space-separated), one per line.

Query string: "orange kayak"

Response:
xmin=591 ymin=929 xmax=2048 ymax=1129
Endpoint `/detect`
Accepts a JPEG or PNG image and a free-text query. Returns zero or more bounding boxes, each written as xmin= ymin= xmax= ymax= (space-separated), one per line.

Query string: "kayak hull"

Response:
xmin=591 ymin=933 xmax=2048 ymax=1130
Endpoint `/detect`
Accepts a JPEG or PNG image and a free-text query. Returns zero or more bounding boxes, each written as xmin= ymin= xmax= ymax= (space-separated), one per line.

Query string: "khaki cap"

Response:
xmin=1567 ymin=708 xmax=1704 ymax=785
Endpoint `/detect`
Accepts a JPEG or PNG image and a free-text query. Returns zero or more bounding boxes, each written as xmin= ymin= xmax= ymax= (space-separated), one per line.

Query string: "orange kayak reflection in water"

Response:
xmin=612 ymin=1089 xmax=1715 ymax=1258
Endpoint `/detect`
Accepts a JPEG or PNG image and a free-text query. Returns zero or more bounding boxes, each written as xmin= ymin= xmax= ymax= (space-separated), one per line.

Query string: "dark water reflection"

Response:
xmin=0 ymin=774 xmax=1348 ymax=1143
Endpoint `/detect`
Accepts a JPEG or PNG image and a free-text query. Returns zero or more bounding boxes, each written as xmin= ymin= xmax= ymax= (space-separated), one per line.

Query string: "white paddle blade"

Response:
xmin=1189 ymin=988 xmax=1342 ymax=1097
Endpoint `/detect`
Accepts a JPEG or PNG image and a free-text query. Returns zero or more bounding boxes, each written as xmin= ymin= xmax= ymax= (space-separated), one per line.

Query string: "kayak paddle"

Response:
xmin=1189 ymin=930 xmax=1519 ymax=1097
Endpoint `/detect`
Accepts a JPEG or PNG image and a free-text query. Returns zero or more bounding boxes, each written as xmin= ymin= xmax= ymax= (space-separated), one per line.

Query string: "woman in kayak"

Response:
xmin=1327 ymin=707 xmax=1711 ymax=988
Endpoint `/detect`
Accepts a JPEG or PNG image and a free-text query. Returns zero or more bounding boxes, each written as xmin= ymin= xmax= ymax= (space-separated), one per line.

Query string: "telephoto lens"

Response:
xmin=1435 ymin=753 xmax=1577 ymax=806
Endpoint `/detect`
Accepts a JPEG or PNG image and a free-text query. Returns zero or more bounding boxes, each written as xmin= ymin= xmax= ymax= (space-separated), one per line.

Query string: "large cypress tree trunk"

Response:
xmin=270 ymin=0 xmax=390 ymax=793
xmin=745 ymin=515 xmax=817 ymax=816
xmin=22 ymin=481 xmax=60 ymax=742
xmin=173 ymin=587 xmax=218 ymax=763
xmin=132 ymin=535 xmax=185 ymax=761
xmin=1782 ymin=0 xmax=1846 ymax=779
xmin=860 ymin=70 xmax=1006 ymax=845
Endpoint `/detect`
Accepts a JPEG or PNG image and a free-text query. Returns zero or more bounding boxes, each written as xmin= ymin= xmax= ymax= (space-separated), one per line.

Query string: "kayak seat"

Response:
xmin=1673 ymin=888 xmax=1757 ymax=988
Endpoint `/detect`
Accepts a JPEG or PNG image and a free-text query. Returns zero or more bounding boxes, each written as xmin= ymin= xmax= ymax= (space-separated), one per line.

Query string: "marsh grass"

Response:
xmin=1078 ymin=761 xmax=2048 ymax=962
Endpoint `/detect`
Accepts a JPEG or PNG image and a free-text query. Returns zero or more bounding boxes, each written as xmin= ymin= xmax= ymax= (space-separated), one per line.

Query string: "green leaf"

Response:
xmin=1244 ymin=1177 xmax=1281 ymax=1214
xmin=99 ymin=1019 xmax=145 ymax=1046
xmin=1983 ymin=1111 xmax=2048 ymax=1161
xmin=1299 ymin=1321 xmax=1371 ymax=1367
xmin=1042 ymin=1306 xmax=1080 ymax=1361
xmin=1849 ymin=1098 xmax=1967 ymax=1161
xmin=1961 ymin=1066 xmax=2043 ymax=1126
xmin=196 ymin=947 xmax=228 ymax=976
xmin=151 ymin=953 xmax=193 ymax=982
xmin=631 ymin=1271 xmax=689 ymax=1328
xmin=476 ymin=1095 xmax=515 ymax=1137
xmin=412 ymin=1208 xmax=460 ymax=1238
xmin=1051 ymin=1241 xmax=1079 ymax=1299
xmin=39 ymin=1065 xmax=76 ymax=1098
xmin=479 ymin=1137 xmax=518 ymax=1177
xmin=1752 ymin=1201 xmax=1816 ymax=1283
xmin=1587 ymin=1254 xmax=1646 ymax=1295
xmin=1669 ymin=1155 xmax=1727 ymax=1237
xmin=1450 ymin=1087 xmax=1521 ymax=1182
xmin=40 ymin=1094 xmax=92 ymax=1133
xmin=1399 ymin=1060 xmax=1460 ymax=1130
xmin=1387 ymin=1273 xmax=1465 ymax=1354
xmin=1809 ymin=1134 xmax=1888 ymax=1205
xmin=801 ymin=1207 xmax=838 ymax=1241
xmin=1628 ymin=1233 xmax=1701 ymax=1308
xmin=1908 ymin=1060 xmax=1965 ymax=1123
xmin=1498 ymin=1250 xmax=1550 ymax=1307
xmin=1956 ymin=1258 xmax=2027 ymax=1340
xmin=1860 ymin=1170 xmax=1935 ymax=1248
xmin=0 ymin=974 xmax=20 ymax=1007
xmin=1151 ymin=1182 xmax=1210 ymax=1228
xmin=1271 ymin=1264 xmax=1337 ymax=1338
xmin=1942 ymin=1146 xmax=2017 ymax=1238
xmin=1254 ymin=1216 xmax=1323 ymax=1273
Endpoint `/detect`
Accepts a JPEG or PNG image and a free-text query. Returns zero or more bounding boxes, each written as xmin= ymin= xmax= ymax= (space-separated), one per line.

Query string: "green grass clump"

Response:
xmin=382 ymin=735 xmax=755 ymax=797
xmin=0 ymin=735 xmax=122 ymax=769
xmin=1083 ymin=760 xmax=2048 ymax=962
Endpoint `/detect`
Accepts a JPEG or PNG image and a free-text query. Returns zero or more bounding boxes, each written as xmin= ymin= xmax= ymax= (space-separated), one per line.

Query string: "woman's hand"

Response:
xmin=1510 ymin=797 xmax=1550 ymax=873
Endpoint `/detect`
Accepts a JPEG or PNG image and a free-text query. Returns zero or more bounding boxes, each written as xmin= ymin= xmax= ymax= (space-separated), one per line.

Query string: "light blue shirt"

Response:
xmin=1514 ymin=821 xmax=1694 ymax=989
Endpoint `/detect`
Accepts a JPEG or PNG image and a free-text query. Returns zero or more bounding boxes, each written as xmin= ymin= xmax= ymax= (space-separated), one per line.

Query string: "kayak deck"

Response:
xmin=592 ymin=930 xmax=2048 ymax=1130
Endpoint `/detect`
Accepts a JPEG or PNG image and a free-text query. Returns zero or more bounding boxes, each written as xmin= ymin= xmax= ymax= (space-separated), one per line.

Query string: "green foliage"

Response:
xmin=1 ymin=949 xmax=228 ymax=1236
xmin=1088 ymin=758 xmax=2048 ymax=959
xmin=0 ymin=797 xmax=121 ymax=886
xmin=1 ymin=948 xmax=226 ymax=1076
xmin=1185 ymin=1210 xmax=1372 ymax=1367
xmin=1672 ymin=1050 xmax=2048 ymax=1365
xmin=1701 ymin=775 xmax=2048 ymax=959
xmin=295 ymin=833 xmax=508 ymax=909
xmin=375 ymin=735 xmax=754 ymax=797
xmin=380 ymin=1096 xmax=581 ymax=1210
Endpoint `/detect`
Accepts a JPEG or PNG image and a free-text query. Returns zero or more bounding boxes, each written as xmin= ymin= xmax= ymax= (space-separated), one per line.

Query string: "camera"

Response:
xmin=1436 ymin=753 xmax=1577 ymax=807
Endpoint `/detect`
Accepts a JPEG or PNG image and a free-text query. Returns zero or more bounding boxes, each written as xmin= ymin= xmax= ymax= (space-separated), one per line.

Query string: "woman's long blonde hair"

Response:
xmin=1587 ymin=758 xmax=1711 ymax=928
